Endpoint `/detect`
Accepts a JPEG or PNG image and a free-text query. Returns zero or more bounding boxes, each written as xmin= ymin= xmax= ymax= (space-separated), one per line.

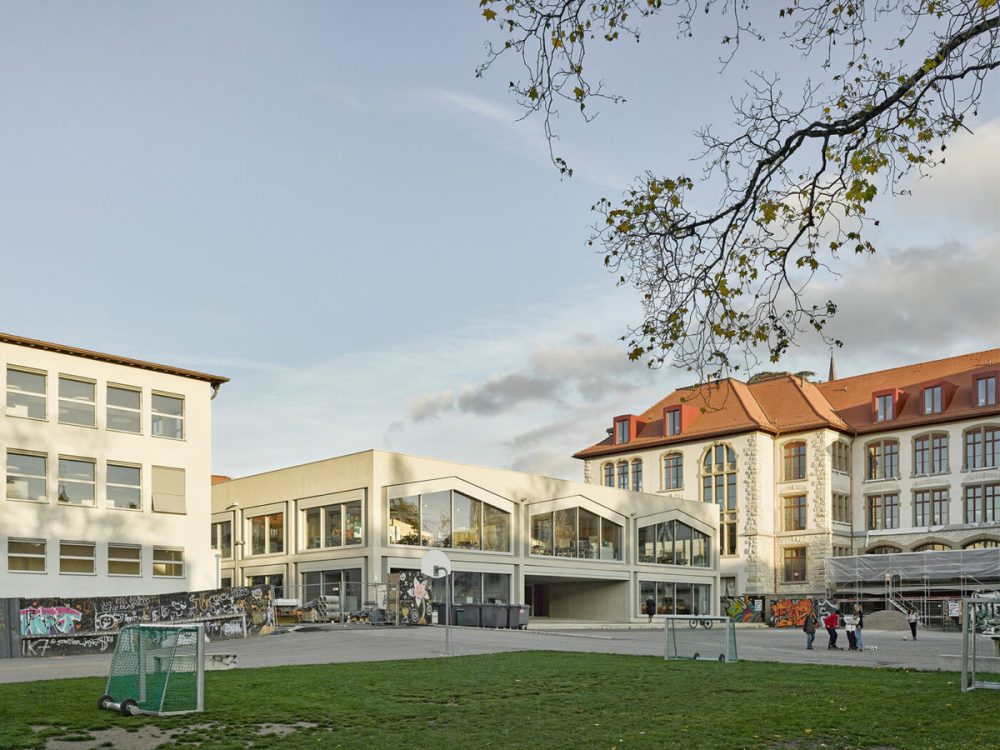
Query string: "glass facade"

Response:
xmin=530 ymin=507 xmax=623 ymax=560
xmin=636 ymin=520 xmax=710 ymax=567
xmin=305 ymin=500 xmax=362 ymax=549
xmin=388 ymin=490 xmax=510 ymax=552
xmin=639 ymin=581 xmax=712 ymax=616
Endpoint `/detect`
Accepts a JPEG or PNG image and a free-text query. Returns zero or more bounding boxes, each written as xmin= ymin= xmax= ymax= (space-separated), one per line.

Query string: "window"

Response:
xmin=965 ymin=539 xmax=1000 ymax=549
xmin=914 ymin=433 xmax=949 ymax=475
xmin=151 ymin=393 xmax=184 ymax=439
xmin=108 ymin=544 xmax=141 ymax=576
xmin=107 ymin=385 xmax=141 ymax=433
xmin=603 ymin=463 xmax=614 ymax=487
xmin=59 ymin=542 xmax=95 ymax=574
xmin=833 ymin=545 xmax=852 ymax=557
xmin=965 ymin=426 xmax=999 ymax=470
xmin=530 ymin=507 xmax=622 ymax=560
xmin=247 ymin=573 xmax=285 ymax=598
xmin=631 ymin=459 xmax=643 ymax=491
xmin=637 ymin=520 xmax=711 ymax=567
xmin=306 ymin=500 xmax=364 ymax=549
xmin=784 ymin=495 xmax=807 ymax=531
xmin=106 ymin=463 xmax=141 ymax=510
xmin=923 ymin=385 xmax=942 ymax=415
xmin=58 ymin=377 xmax=95 ymax=427
xmin=57 ymin=457 xmax=95 ymax=506
xmin=250 ymin=513 xmax=284 ymax=555
xmin=868 ymin=545 xmax=901 ymax=554
xmin=663 ymin=453 xmax=683 ymax=490
xmin=964 ymin=483 xmax=999 ymax=524
xmin=615 ymin=420 xmax=629 ymax=444
xmin=616 ymin=461 xmax=628 ymax=489
xmin=8 ymin=539 xmax=46 ymax=572
xmin=832 ymin=440 xmax=851 ymax=474
xmin=6 ymin=451 xmax=46 ymax=501
xmin=153 ymin=547 xmax=184 ymax=577
xmin=783 ymin=547 xmax=807 ymax=583
xmin=666 ymin=408 xmax=681 ymax=435
xmin=210 ymin=521 xmax=233 ymax=558
xmin=832 ymin=493 xmax=851 ymax=524
xmin=913 ymin=489 xmax=949 ymax=526
xmin=389 ymin=491 xmax=508 ymax=552
xmin=866 ymin=439 xmax=899 ymax=480
xmin=914 ymin=543 xmax=950 ymax=552
xmin=151 ymin=466 xmax=186 ymax=514
xmin=977 ymin=376 xmax=997 ymax=407
xmin=866 ymin=493 xmax=900 ymax=530
xmin=783 ymin=442 xmax=807 ymax=481
xmin=875 ymin=393 xmax=894 ymax=422
xmin=639 ymin=581 xmax=712 ymax=617
xmin=702 ymin=444 xmax=737 ymax=556
xmin=6 ymin=368 xmax=46 ymax=419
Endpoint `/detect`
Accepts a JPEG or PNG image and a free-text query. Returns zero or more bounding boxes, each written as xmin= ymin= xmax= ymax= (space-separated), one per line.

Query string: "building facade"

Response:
xmin=211 ymin=450 xmax=718 ymax=621
xmin=574 ymin=350 xmax=1000 ymax=599
xmin=0 ymin=333 xmax=227 ymax=597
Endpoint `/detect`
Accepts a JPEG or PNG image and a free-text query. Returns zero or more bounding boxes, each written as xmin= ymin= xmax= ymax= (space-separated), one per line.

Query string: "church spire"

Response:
xmin=828 ymin=351 xmax=837 ymax=382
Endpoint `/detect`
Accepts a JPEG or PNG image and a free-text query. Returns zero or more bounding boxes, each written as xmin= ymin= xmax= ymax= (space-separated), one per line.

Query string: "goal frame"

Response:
xmin=663 ymin=615 xmax=738 ymax=662
xmin=961 ymin=598 xmax=1000 ymax=692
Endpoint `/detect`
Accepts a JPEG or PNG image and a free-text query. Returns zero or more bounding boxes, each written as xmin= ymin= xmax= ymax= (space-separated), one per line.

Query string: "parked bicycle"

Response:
xmin=688 ymin=617 xmax=714 ymax=629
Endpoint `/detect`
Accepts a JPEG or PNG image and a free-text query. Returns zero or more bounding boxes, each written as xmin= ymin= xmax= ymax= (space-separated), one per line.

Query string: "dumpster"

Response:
xmin=481 ymin=604 xmax=507 ymax=628
xmin=506 ymin=604 xmax=530 ymax=629
xmin=463 ymin=603 xmax=483 ymax=627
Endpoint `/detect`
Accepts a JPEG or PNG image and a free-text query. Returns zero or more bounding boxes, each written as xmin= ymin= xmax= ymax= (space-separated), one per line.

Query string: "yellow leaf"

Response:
xmin=482 ymin=7 xmax=497 ymax=21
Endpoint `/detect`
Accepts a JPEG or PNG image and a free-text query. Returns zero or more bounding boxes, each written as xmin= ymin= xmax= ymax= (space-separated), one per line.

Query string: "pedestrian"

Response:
xmin=845 ymin=610 xmax=858 ymax=651
xmin=908 ymin=608 xmax=918 ymax=640
xmin=802 ymin=608 xmax=818 ymax=650
xmin=645 ymin=596 xmax=656 ymax=623
xmin=824 ymin=609 xmax=842 ymax=650
xmin=854 ymin=605 xmax=864 ymax=650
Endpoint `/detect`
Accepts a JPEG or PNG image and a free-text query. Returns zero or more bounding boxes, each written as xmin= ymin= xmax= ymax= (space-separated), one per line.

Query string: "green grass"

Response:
xmin=0 ymin=652 xmax=996 ymax=749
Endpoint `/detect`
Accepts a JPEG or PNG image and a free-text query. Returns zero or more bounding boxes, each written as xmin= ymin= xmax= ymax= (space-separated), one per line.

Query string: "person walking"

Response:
xmin=802 ymin=609 xmax=818 ymax=650
xmin=854 ymin=605 xmax=864 ymax=650
xmin=824 ymin=609 xmax=842 ymax=650
xmin=645 ymin=597 xmax=656 ymax=623
xmin=908 ymin=608 xmax=918 ymax=640
xmin=845 ymin=611 xmax=858 ymax=651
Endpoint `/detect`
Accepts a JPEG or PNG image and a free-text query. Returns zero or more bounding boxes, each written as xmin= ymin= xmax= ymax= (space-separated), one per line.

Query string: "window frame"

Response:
xmin=832 ymin=492 xmax=851 ymax=524
xmin=57 ymin=375 xmax=96 ymax=428
xmin=783 ymin=494 xmax=807 ymax=531
xmin=866 ymin=492 xmax=900 ymax=530
xmin=665 ymin=408 xmax=681 ymax=436
xmin=59 ymin=541 xmax=96 ymax=575
xmin=701 ymin=443 xmax=737 ymax=557
xmin=913 ymin=488 xmax=949 ymax=527
xmin=662 ymin=452 xmax=683 ymax=491
xmin=866 ymin=439 xmax=900 ymax=481
xmin=630 ymin=459 xmax=643 ymax=491
xmin=963 ymin=482 xmax=999 ymax=524
xmin=5 ymin=450 xmax=47 ymax=502
xmin=152 ymin=547 xmax=184 ymax=578
xmin=106 ymin=462 xmax=142 ymax=511
xmin=7 ymin=538 xmax=47 ymax=573
xmin=782 ymin=441 xmax=807 ymax=481
xmin=108 ymin=543 xmax=142 ymax=577
xmin=832 ymin=440 xmax=851 ymax=474
xmin=106 ymin=384 xmax=142 ymax=435
xmin=602 ymin=463 xmax=614 ymax=487
xmin=210 ymin=520 xmax=233 ymax=559
xmin=782 ymin=546 xmax=807 ymax=583
xmin=913 ymin=432 xmax=949 ymax=476
xmin=249 ymin=512 xmax=286 ymax=556
xmin=875 ymin=393 xmax=894 ymax=422
xmin=616 ymin=461 xmax=628 ymax=490
xmin=977 ymin=376 xmax=997 ymax=407
xmin=57 ymin=456 xmax=96 ymax=507
xmin=151 ymin=391 xmax=185 ymax=440
xmin=923 ymin=385 xmax=942 ymax=415
xmin=6 ymin=366 xmax=47 ymax=421
xmin=964 ymin=425 xmax=999 ymax=471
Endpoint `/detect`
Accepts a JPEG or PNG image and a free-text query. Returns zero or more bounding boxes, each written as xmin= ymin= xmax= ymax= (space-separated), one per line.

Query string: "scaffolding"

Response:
xmin=825 ymin=548 xmax=1000 ymax=630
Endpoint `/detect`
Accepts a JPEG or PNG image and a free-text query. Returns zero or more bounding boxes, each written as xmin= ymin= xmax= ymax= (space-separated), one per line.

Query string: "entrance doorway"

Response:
xmin=525 ymin=583 xmax=549 ymax=617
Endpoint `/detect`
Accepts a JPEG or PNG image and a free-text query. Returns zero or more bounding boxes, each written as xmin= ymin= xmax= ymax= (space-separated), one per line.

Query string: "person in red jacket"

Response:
xmin=824 ymin=610 xmax=843 ymax=650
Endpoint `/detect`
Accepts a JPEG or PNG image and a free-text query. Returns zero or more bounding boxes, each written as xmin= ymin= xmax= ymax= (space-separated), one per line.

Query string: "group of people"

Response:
xmin=802 ymin=605 xmax=867 ymax=651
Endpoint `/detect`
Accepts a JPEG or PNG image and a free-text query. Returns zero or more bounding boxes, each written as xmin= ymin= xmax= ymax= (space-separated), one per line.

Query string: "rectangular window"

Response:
xmin=57 ymin=457 xmax=95 ymax=505
xmin=832 ymin=441 xmax=851 ymax=474
xmin=978 ymin=376 xmax=997 ymax=407
xmin=59 ymin=542 xmax=95 ymax=574
xmin=966 ymin=427 xmax=1000 ymax=470
xmin=453 ymin=492 xmax=483 ymax=550
xmin=784 ymin=495 xmax=807 ymax=531
xmin=616 ymin=462 xmax=628 ymax=490
xmin=151 ymin=466 xmax=186 ymax=514
xmin=6 ymin=451 xmax=46 ymax=501
xmin=783 ymin=547 xmax=806 ymax=582
xmin=106 ymin=463 xmax=141 ymax=510
xmin=151 ymin=393 xmax=184 ymax=439
xmin=615 ymin=420 xmax=629 ymax=444
xmin=783 ymin=443 xmax=806 ymax=481
xmin=107 ymin=385 xmax=141 ymax=433
xmin=8 ymin=539 xmax=46 ymax=572
xmin=666 ymin=409 xmax=681 ymax=435
xmin=389 ymin=496 xmax=419 ymax=545
xmin=867 ymin=440 xmax=899 ymax=480
xmin=832 ymin=493 xmax=851 ymax=524
xmin=965 ymin=483 xmax=999 ymax=524
xmin=108 ymin=544 xmax=141 ymax=576
xmin=250 ymin=512 xmax=285 ymax=555
xmin=530 ymin=513 xmax=553 ymax=556
xmin=923 ymin=386 xmax=942 ymax=415
xmin=6 ymin=368 xmax=46 ymax=420
xmin=153 ymin=547 xmax=184 ymax=577
xmin=875 ymin=394 xmax=893 ymax=422
xmin=603 ymin=463 xmax=614 ymax=487
xmin=663 ymin=454 xmax=683 ymax=490
xmin=483 ymin=503 xmax=509 ymax=552
xmin=58 ymin=377 xmax=95 ymax=427
xmin=913 ymin=490 xmax=931 ymax=527
xmin=210 ymin=521 xmax=232 ymax=558
xmin=866 ymin=493 xmax=900 ymax=530
xmin=631 ymin=461 xmax=642 ymax=491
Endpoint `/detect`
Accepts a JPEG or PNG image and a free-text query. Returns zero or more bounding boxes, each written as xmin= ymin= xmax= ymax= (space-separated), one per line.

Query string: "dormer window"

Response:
xmin=923 ymin=385 xmax=942 ymax=415
xmin=875 ymin=394 xmax=894 ymax=422
xmin=615 ymin=419 xmax=629 ymax=444
xmin=978 ymin=375 xmax=997 ymax=407
xmin=665 ymin=408 xmax=681 ymax=436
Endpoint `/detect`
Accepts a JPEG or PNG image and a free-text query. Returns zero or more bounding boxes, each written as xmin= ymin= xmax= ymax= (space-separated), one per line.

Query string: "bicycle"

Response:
xmin=688 ymin=617 xmax=714 ymax=629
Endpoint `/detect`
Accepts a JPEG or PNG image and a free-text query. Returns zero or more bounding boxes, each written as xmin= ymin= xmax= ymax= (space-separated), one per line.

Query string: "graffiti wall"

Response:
xmin=396 ymin=571 xmax=431 ymax=625
xmin=766 ymin=598 xmax=839 ymax=628
xmin=723 ymin=596 xmax=765 ymax=623
xmin=18 ymin=586 xmax=274 ymax=657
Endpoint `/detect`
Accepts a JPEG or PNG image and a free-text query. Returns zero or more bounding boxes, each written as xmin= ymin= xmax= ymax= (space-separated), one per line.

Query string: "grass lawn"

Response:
xmin=0 ymin=652 xmax=996 ymax=749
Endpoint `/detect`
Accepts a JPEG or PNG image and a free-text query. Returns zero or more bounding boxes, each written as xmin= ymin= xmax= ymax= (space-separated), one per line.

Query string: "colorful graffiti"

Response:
xmin=769 ymin=598 xmax=839 ymax=628
xmin=19 ymin=606 xmax=83 ymax=636
xmin=723 ymin=596 xmax=764 ymax=623
xmin=396 ymin=571 xmax=431 ymax=625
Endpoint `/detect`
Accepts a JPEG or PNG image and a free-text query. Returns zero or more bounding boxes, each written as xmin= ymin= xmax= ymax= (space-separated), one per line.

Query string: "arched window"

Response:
xmin=913 ymin=433 xmax=949 ymax=475
xmin=867 ymin=545 xmax=902 ymax=555
xmin=616 ymin=461 xmax=629 ymax=490
xmin=913 ymin=542 xmax=951 ymax=552
xmin=631 ymin=459 xmax=643 ymax=491
xmin=866 ymin=439 xmax=899 ymax=480
xmin=701 ymin=443 xmax=737 ymax=556
xmin=782 ymin=441 xmax=807 ymax=481
xmin=964 ymin=539 xmax=1000 ymax=549
xmin=964 ymin=424 xmax=999 ymax=470
xmin=662 ymin=453 xmax=683 ymax=490
xmin=603 ymin=463 xmax=614 ymax=487
xmin=832 ymin=440 xmax=851 ymax=474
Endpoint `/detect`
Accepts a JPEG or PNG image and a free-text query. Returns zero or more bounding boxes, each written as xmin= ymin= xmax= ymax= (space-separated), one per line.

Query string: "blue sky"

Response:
xmin=1 ymin=4 xmax=997 ymax=479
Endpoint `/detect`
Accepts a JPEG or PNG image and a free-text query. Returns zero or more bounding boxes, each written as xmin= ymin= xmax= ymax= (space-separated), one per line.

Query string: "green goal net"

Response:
xmin=99 ymin=624 xmax=204 ymax=716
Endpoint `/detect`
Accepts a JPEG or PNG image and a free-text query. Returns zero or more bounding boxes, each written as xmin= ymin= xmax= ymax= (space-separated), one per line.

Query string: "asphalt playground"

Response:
xmin=0 ymin=623 xmax=992 ymax=684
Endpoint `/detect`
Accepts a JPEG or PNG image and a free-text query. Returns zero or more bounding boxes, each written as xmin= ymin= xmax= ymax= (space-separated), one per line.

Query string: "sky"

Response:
xmin=1 ymin=3 xmax=997 ymax=481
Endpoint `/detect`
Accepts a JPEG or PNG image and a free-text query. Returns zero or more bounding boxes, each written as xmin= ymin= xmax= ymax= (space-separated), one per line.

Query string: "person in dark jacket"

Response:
xmin=802 ymin=609 xmax=818 ymax=650
xmin=824 ymin=610 xmax=842 ymax=650
xmin=645 ymin=597 xmax=656 ymax=623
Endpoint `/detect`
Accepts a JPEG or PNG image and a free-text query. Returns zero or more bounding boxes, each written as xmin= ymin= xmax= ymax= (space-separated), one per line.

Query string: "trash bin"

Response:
xmin=454 ymin=606 xmax=465 ymax=626
xmin=463 ymin=603 xmax=483 ymax=627
xmin=506 ymin=604 xmax=530 ymax=629
xmin=481 ymin=604 xmax=506 ymax=628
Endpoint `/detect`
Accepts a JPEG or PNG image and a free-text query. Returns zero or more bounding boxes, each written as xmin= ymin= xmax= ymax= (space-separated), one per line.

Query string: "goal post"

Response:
xmin=961 ymin=598 xmax=1000 ymax=692
xmin=98 ymin=624 xmax=205 ymax=716
xmin=663 ymin=615 xmax=738 ymax=662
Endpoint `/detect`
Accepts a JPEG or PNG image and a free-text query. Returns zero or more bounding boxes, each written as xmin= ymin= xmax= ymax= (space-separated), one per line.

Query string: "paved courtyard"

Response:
xmin=1 ymin=623 xmax=993 ymax=684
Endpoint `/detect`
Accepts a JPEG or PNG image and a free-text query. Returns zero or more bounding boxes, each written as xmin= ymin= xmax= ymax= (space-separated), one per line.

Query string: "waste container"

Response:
xmin=506 ymin=604 xmax=530 ymax=629
xmin=463 ymin=603 xmax=483 ymax=627
xmin=454 ymin=607 xmax=464 ymax=626
xmin=481 ymin=604 xmax=507 ymax=628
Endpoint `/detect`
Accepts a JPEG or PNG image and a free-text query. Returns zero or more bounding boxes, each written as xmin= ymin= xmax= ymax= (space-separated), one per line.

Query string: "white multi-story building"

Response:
xmin=0 ymin=332 xmax=227 ymax=597
xmin=574 ymin=350 xmax=1000 ymax=599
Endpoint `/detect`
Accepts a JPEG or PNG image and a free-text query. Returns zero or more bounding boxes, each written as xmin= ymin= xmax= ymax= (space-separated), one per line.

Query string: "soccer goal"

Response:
xmin=663 ymin=615 xmax=738 ymax=662
xmin=97 ymin=624 xmax=205 ymax=716
xmin=961 ymin=598 xmax=1000 ymax=692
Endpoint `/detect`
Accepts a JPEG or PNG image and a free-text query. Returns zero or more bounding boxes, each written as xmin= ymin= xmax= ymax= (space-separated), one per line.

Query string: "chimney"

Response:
xmin=828 ymin=351 xmax=837 ymax=382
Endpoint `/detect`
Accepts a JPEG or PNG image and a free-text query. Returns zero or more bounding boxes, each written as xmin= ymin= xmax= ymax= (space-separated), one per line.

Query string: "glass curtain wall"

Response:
xmin=301 ymin=568 xmax=362 ymax=612
xmin=639 ymin=582 xmax=713 ymax=616
xmin=530 ymin=507 xmax=623 ymax=561
xmin=638 ymin=520 xmax=711 ymax=567
xmin=388 ymin=491 xmax=510 ymax=552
